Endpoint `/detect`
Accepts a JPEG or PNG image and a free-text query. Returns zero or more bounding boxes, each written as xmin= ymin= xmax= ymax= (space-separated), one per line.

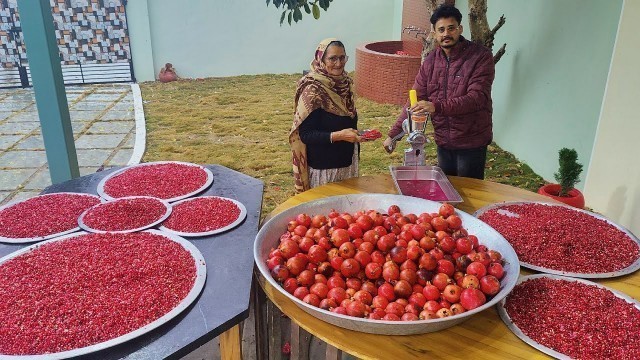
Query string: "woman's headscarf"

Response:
xmin=289 ymin=38 xmax=357 ymax=193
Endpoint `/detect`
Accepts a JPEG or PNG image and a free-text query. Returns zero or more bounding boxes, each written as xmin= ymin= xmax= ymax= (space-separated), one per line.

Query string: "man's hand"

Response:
xmin=331 ymin=128 xmax=360 ymax=143
xmin=383 ymin=137 xmax=396 ymax=153
xmin=410 ymin=100 xmax=435 ymax=114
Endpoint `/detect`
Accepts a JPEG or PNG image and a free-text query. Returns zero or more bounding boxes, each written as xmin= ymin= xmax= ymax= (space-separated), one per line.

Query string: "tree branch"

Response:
xmin=485 ymin=15 xmax=506 ymax=49
xmin=493 ymin=43 xmax=506 ymax=64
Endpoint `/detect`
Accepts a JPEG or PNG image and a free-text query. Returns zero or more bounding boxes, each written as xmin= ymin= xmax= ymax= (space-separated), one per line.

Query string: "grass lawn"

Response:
xmin=139 ymin=74 xmax=545 ymax=217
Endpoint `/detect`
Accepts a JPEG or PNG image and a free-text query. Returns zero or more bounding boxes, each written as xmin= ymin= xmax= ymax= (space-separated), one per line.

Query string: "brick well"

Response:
xmin=355 ymin=41 xmax=422 ymax=106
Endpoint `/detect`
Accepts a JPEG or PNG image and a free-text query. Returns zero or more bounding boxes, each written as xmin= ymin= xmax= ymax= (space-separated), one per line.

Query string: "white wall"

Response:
xmin=457 ymin=0 xmax=623 ymax=187
xmin=128 ymin=0 xmax=401 ymax=80
xmin=584 ymin=0 xmax=640 ymax=235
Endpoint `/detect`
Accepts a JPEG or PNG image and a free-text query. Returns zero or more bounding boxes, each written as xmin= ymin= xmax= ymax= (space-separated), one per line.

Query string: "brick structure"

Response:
xmin=355 ymin=41 xmax=422 ymax=106
xmin=401 ymin=0 xmax=430 ymax=42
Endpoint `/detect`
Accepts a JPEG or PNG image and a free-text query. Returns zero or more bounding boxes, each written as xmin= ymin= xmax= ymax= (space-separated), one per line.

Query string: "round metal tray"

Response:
xmin=254 ymin=194 xmax=520 ymax=335
xmin=159 ymin=196 xmax=247 ymax=237
xmin=497 ymin=273 xmax=640 ymax=360
xmin=474 ymin=201 xmax=640 ymax=278
xmin=97 ymin=161 xmax=214 ymax=202
xmin=0 ymin=192 xmax=102 ymax=244
xmin=0 ymin=229 xmax=206 ymax=360
xmin=78 ymin=196 xmax=172 ymax=234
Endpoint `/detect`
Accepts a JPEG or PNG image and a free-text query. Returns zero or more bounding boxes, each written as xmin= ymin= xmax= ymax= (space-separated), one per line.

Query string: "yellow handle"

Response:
xmin=409 ymin=89 xmax=418 ymax=107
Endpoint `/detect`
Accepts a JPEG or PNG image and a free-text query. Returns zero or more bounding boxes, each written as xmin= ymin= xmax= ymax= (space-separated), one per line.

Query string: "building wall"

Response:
xmin=456 ymin=0 xmax=623 ymax=188
xmin=127 ymin=0 xmax=401 ymax=81
xmin=584 ymin=0 xmax=640 ymax=235
xmin=1 ymin=0 xmax=131 ymax=69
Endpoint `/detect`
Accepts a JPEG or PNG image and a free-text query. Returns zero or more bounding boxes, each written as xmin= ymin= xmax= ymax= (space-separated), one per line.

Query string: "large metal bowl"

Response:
xmin=254 ymin=194 xmax=520 ymax=335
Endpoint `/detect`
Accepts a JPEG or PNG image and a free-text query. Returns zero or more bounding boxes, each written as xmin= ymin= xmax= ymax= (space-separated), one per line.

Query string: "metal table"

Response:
xmin=0 ymin=164 xmax=263 ymax=360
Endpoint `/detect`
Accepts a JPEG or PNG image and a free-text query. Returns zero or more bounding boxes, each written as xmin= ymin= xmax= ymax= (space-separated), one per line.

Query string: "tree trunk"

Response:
xmin=467 ymin=0 xmax=507 ymax=63
xmin=421 ymin=0 xmax=453 ymax=61
xmin=468 ymin=0 xmax=490 ymax=45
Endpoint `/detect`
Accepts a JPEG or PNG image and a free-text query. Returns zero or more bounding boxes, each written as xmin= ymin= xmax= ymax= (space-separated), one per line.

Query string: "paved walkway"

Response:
xmin=0 ymin=83 xmax=141 ymax=206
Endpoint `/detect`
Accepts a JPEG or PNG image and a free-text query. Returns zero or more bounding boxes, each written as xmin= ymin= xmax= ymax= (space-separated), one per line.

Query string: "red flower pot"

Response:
xmin=537 ymin=184 xmax=585 ymax=208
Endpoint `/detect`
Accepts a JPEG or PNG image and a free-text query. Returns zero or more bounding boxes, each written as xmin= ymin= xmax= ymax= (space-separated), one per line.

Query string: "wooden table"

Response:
xmin=259 ymin=174 xmax=640 ymax=360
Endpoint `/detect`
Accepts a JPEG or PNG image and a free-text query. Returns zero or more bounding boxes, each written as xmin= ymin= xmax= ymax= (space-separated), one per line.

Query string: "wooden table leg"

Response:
xmin=267 ymin=299 xmax=283 ymax=360
xmin=252 ymin=274 xmax=268 ymax=360
xmin=219 ymin=324 xmax=243 ymax=360
xmin=325 ymin=344 xmax=342 ymax=360
xmin=290 ymin=322 xmax=311 ymax=359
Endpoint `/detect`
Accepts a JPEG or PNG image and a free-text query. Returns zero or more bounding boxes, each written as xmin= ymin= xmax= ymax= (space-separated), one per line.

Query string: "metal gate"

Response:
xmin=0 ymin=0 xmax=134 ymax=89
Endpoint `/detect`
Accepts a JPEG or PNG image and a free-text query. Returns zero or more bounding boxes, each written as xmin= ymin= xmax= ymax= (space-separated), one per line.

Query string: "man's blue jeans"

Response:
xmin=437 ymin=146 xmax=487 ymax=180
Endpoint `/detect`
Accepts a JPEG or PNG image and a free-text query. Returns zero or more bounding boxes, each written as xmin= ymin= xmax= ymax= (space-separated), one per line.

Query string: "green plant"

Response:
xmin=554 ymin=148 xmax=583 ymax=197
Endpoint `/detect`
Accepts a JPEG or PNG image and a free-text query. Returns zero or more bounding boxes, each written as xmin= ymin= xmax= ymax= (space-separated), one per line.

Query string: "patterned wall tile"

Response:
xmin=0 ymin=0 xmax=131 ymax=69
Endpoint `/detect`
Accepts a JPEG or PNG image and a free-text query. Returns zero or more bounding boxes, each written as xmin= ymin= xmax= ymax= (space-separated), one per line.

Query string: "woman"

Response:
xmin=289 ymin=38 xmax=360 ymax=192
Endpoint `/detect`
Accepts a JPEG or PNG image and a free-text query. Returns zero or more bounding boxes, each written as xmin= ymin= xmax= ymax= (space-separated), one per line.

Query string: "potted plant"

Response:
xmin=538 ymin=148 xmax=585 ymax=208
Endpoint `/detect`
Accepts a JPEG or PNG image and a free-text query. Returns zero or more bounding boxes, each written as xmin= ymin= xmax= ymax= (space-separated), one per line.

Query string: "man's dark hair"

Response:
xmin=430 ymin=5 xmax=462 ymax=25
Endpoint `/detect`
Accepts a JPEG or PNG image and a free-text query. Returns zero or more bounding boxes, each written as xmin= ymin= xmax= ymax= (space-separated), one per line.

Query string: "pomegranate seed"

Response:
xmin=479 ymin=204 xmax=639 ymax=273
xmin=0 ymin=232 xmax=196 ymax=355
xmin=81 ymin=197 xmax=169 ymax=232
xmin=0 ymin=193 xmax=100 ymax=240
xmin=162 ymin=197 xmax=242 ymax=234
xmin=505 ymin=277 xmax=640 ymax=359
xmin=103 ymin=162 xmax=209 ymax=200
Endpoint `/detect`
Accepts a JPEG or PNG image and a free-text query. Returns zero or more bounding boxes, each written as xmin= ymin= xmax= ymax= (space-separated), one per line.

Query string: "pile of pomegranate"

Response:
xmin=505 ymin=276 xmax=640 ymax=358
xmin=102 ymin=162 xmax=209 ymax=200
xmin=266 ymin=203 xmax=506 ymax=321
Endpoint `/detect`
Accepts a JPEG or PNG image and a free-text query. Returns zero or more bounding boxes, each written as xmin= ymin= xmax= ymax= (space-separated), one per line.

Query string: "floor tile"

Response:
xmin=0 ymin=135 xmax=24 ymax=150
xmin=0 ymin=150 xmax=47 ymax=168
xmin=0 ymin=122 xmax=40 ymax=134
xmin=76 ymin=149 xmax=111 ymax=167
xmin=106 ymin=148 xmax=133 ymax=166
xmin=75 ymin=134 xmax=127 ymax=149
xmin=86 ymin=121 xmax=133 ymax=134
xmin=0 ymin=169 xmax=36 ymax=191
xmin=13 ymin=135 xmax=43 ymax=150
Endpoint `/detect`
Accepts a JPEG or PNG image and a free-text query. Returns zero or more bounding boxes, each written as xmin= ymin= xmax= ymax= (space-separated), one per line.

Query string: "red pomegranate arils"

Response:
xmin=103 ymin=163 xmax=209 ymax=200
xmin=505 ymin=277 xmax=640 ymax=359
xmin=360 ymin=129 xmax=382 ymax=141
xmin=82 ymin=197 xmax=168 ymax=231
xmin=479 ymin=203 xmax=639 ymax=273
xmin=0 ymin=232 xmax=197 ymax=356
xmin=0 ymin=193 xmax=100 ymax=239
xmin=162 ymin=197 xmax=241 ymax=233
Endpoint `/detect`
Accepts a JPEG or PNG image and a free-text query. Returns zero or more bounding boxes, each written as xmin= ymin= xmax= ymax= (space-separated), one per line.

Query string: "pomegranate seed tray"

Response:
xmin=159 ymin=196 xmax=247 ymax=237
xmin=254 ymin=194 xmax=520 ymax=335
xmin=97 ymin=161 xmax=214 ymax=202
xmin=0 ymin=229 xmax=206 ymax=360
xmin=78 ymin=196 xmax=172 ymax=233
xmin=474 ymin=201 xmax=640 ymax=278
xmin=497 ymin=274 xmax=640 ymax=359
xmin=0 ymin=192 xmax=102 ymax=244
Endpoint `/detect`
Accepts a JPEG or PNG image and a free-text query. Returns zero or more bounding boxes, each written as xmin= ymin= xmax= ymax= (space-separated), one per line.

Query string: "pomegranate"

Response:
xmin=459 ymin=288 xmax=487 ymax=310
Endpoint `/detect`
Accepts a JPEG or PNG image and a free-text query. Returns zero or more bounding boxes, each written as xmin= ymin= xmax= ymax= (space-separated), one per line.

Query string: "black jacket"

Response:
xmin=298 ymin=108 xmax=358 ymax=169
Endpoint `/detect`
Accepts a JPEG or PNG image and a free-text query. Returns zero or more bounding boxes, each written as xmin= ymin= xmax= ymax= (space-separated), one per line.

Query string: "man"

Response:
xmin=383 ymin=5 xmax=495 ymax=179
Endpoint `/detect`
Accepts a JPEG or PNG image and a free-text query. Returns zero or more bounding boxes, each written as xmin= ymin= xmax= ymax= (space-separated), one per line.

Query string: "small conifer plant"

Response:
xmin=554 ymin=148 xmax=583 ymax=197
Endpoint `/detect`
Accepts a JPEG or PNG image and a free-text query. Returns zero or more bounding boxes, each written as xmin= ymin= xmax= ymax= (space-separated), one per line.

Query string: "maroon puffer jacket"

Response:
xmin=389 ymin=36 xmax=495 ymax=149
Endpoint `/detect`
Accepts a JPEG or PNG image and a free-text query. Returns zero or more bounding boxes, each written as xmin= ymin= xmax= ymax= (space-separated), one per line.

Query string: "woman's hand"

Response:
xmin=331 ymin=128 xmax=361 ymax=143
